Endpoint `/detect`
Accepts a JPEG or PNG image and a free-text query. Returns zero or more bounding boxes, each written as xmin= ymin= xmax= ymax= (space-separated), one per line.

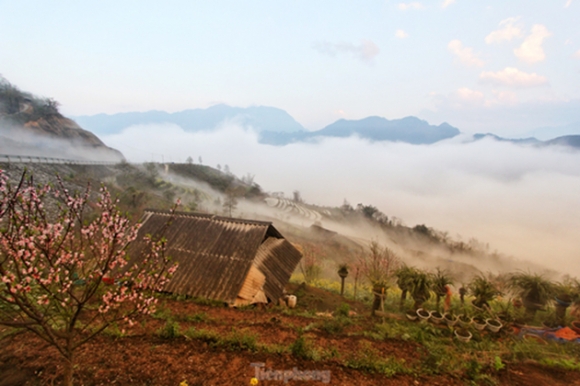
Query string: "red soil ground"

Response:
xmin=1 ymin=289 xmax=580 ymax=385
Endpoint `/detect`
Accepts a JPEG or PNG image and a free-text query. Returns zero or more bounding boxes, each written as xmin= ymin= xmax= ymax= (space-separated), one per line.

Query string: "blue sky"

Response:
xmin=1 ymin=0 xmax=579 ymax=136
xmin=2 ymin=1 xmax=580 ymax=272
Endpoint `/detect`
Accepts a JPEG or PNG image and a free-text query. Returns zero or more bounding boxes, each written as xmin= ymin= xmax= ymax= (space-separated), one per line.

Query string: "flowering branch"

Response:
xmin=0 ymin=170 xmax=177 ymax=386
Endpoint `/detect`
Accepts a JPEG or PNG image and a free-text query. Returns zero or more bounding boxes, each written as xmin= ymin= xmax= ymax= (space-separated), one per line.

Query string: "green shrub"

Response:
xmin=223 ymin=329 xmax=258 ymax=352
xmin=290 ymin=335 xmax=320 ymax=360
xmin=540 ymin=358 xmax=580 ymax=371
xmin=157 ymin=319 xmax=181 ymax=339
xmin=319 ymin=316 xmax=352 ymax=335
xmin=493 ymin=356 xmax=505 ymax=372
xmin=421 ymin=342 xmax=448 ymax=375
xmin=152 ymin=307 xmax=173 ymax=320
xmin=335 ymin=303 xmax=351 ymax=318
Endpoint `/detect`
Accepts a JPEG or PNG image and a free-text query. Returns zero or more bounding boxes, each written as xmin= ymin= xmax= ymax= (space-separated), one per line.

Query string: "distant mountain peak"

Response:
xmin=74 ymin=105 xmax=305 ymax=136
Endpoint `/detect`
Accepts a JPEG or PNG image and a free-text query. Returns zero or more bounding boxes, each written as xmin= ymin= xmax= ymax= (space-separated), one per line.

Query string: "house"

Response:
xmin=128 ymin=210 xmax=303 ymax=307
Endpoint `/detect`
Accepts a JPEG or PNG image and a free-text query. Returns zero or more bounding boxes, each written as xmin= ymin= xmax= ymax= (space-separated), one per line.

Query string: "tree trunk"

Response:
xmin=63 ymin=354 xmax=74 ymax=386
xmin=555 ymin=304 xmax=569 ymax=326
xmin=340 ymin=277 xmax=345 ymax=296
xmin=353 ymin=270 xmax=359 ymax=300
xmin=372 ymin=287 xmax=385 ymax=316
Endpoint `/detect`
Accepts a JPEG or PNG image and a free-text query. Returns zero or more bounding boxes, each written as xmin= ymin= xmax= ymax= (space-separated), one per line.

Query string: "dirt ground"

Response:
xmin=1 ymin=288 xmax=580 ymax=385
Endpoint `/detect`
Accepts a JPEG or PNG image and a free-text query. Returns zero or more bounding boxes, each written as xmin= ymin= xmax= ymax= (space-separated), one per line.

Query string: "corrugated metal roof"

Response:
xmin=127 ymin=210 xmax=301 ymax=303
xmin=254 ymin=237 xmax=303 ymax=302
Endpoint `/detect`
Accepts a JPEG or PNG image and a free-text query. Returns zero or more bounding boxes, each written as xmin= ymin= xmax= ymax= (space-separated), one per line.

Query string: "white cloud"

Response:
xmin=485 ymin=17 xmax=524 ymax=44
xmin=313 ymin=40 xmax=380 ymax=62
xmin=395 ymin=29 xmax=409 ymax=39
xmin=432 ymin=88 xmax=486 ymax=110
xmin=455 ymin=87 xmax=485 ymax=103
xmin=448 ymin=39 xmax=484 ymax=67
xmin=430 ymin=88 xmax=520 ymax=110
xmin=398 ymin=2 xmax=424 ymax=10
xmin=442 ymin=0 xmax=455 ymax=8
xmin=514 ymin=24 xmax=552 ymax=63
xmin=479 ymin=67 xmax=548 ymax=87
xmin=565 ymin=0 xmax=572 ymax=8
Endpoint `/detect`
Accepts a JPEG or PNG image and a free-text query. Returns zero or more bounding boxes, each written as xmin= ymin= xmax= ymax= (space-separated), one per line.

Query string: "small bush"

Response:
xmin=223 ymin=329 xmax=258 ymax=352
xmin=153 ymin=307 xmax=173 ymax=320
xmin=493 ymin=356 xmax=505 ymax=372
xmin=290 ymin=335 xmax=320 ymax=360
xmin=335 ymin=303 xmax=351 ymax=318
xmin=421 ymin=342 xmax=448 ymax=375
xmin=320 ymin=319 xmax=343 ymax=334
xmin=157 ymin=320 xmax=181 ymax=339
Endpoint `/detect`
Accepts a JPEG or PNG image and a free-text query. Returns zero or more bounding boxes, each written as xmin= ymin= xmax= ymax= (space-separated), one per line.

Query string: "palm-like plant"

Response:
xmin=468 ymin=274 xmax=499 ymax=310
xmin=337 ymin=263 xmax=349 ymax=297
xmin=395 ymin=265 xmax=417 ymax=310
xmin=509 ymin=272 xmax=556 ymax=321
xmin=432 ymin=268 xmax=454 ymax=311
xmin=409 ymin=269 xmax=432 ymax=310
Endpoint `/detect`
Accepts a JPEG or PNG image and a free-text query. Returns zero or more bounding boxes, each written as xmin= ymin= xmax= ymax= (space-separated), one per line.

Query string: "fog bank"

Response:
xmin=102 ymin=123 xmax=580 ymax=276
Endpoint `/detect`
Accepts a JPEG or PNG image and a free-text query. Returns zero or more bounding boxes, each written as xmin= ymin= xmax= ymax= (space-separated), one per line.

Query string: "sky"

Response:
xmin=1 ymin=0 xmax=580 ymax=137
xmin=2 ymin=1 xmax=580 ymax=273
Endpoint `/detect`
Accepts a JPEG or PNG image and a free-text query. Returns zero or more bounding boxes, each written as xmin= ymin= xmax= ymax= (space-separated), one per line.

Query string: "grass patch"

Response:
xmin=184 ymin=327 xmax=258 ymax=352
xmin=174 ymin=312 xmax=211 ymax=324
xmin=156 ymin=319 xmax=181 ymax=339
xmin=290 ymin=334 xmax=321 ymax=361
xmin=103 ymin=323 xmax=128 ymax=338
xmin=190 ymin=297 xmax=226 ymax=307
xmin=152 ymin=307 xmax=173 ymax=321
xmin=344 ymin=341 xmax=410 ymax=377
xmin=318 ymin=316 xmax=352 ymax=334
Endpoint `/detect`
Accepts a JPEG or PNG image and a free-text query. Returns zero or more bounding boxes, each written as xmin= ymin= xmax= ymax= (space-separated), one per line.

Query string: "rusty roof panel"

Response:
xmin=254 ymin=237 xmax=303 ymax=302
xmin=127 ymin=210 xmax=301 ymax=303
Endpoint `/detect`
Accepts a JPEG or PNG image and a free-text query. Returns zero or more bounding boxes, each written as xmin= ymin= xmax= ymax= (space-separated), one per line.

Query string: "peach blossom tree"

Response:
xmin=0 ymin=171 xmax=177 ymax=386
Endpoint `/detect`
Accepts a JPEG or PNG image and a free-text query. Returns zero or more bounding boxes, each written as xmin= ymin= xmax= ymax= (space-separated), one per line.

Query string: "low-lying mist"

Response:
xmin=0 ymin=123 xmax=122 ymax=163
xmin=102 ymin=123 xmax=580 ymax=277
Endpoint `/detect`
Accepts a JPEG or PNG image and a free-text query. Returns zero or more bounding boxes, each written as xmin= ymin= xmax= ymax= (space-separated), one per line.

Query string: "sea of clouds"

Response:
xmin=102 ymin=123 xmax=580 ymax=276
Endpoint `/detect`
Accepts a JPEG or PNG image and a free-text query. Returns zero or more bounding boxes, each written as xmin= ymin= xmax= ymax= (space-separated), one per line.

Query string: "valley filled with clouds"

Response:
xmin=103 ymin=123 xmax=580 ymax=276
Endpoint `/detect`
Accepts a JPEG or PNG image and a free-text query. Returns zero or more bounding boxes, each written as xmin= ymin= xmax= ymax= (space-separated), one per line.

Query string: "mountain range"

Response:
xmin=74 ymin=104 xmax=580 ymax=149
xmin=75 ymin=105 xmax=461 ymax=145
xmin=2 ymin=74 xmax=579 ymax=155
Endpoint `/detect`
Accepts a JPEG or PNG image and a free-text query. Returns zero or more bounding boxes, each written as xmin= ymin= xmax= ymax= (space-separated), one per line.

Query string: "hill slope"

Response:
xmin=0 ymin=77 xmax=124 ymax=162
